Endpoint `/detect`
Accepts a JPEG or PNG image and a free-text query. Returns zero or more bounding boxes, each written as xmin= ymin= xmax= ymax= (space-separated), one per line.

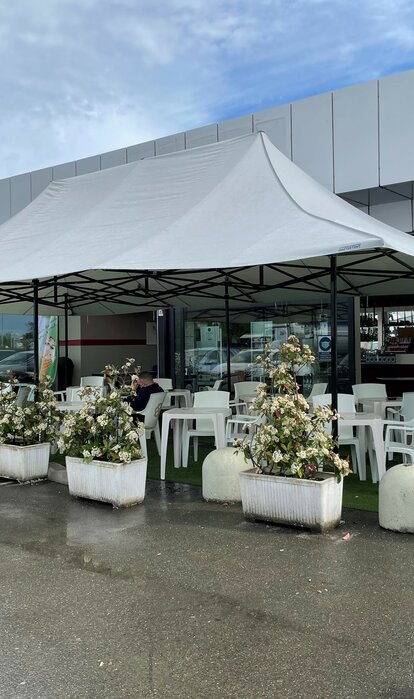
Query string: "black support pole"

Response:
xmin=330 ymin=256 xmax=338 ymax=441
xmin=224 ymin=282 xmax=231 ymax=392
xmin=33 ymin=279 xmax=39 ymax=396
xmin=64 ymin=294 xmax=69 ymax=390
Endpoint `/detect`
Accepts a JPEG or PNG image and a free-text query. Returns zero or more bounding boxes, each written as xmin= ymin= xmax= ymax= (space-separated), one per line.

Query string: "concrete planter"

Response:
xmin=379 ymin=463 xmax=414 ymax=533
xmin=66 ymin=456 xmax=147 ymax=507
xmin=239 ymin=468 xmax=343 ymax=532
xmin=202 ymin=447 xmax=253 ymax=502
xmin=0 ymin=443 xmax=51 ymax=481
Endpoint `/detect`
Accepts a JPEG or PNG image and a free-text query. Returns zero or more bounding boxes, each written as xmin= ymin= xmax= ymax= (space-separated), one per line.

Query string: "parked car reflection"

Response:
xmin=0 ymin=351 xmax=34 ymax=382
xmin=211 ymin=347 xmax=314 ymax=391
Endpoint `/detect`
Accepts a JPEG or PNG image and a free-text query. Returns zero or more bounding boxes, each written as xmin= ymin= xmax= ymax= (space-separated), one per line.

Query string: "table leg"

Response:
xmin=355 ymin=426 xmax=367 ymax=480
xmin=370 ymin=422 xmax=385 ymax=483
xmin=173 ymin=419 xmax=182 ymax=468
xmin=215 ymin=414 xmax=226 ymax=449
xmin=160 ymin=414 xmax=171 ymax=480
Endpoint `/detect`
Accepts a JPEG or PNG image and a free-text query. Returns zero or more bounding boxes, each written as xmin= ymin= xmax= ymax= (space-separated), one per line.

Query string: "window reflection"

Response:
xmin=179 ymin=301 xmax=352 ymax=395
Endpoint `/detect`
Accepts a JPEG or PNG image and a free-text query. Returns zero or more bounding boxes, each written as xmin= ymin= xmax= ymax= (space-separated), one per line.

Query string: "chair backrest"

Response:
xmin=67 ymin=385 xmax=104 ymax=402
xmin=308 ymin=382 xmax=328 ymax=399
xmin=400 ymin=392 xmax=414 ymax=422
xmin=155 ymin=378 xmax=173 ymax=391
xmin=206 ymin=380 xmax=223 ymax=391
xmin=352 ymin=383 xmax=387 ymax=405
xmin=234 ymin=382 xmax=260 ymax=402
xmin=139 ymin=392 xmax=166 ymax=430
xmin=80 ymin=376 xmax=105 ymax=387
xmin=312 ymin=393 xmax=355 ymax=438
xmin=15 ymin=385 xmax=32 ymax=407
xmin=193 ymin=390 xmax=230 ymax=431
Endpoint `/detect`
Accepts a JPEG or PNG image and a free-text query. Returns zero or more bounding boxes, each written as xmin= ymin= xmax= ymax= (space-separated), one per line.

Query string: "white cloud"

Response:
xmin=0 ymin=0 xmax=414 ymax=177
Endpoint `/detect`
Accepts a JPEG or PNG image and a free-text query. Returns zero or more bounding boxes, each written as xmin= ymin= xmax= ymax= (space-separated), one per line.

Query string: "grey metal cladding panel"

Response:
xmin=379 ymin=70 xmax=414 ymax=186
xmin=253 ymin=105 xmax=291 ymax=158
xmin=127 ymin=141 xmax=155 ymax=162
xmin=291 ymin=93 xmax=333 ymax=191
xmin=100 ymin=148 xmax=127 ymax=170
xmin=370 ymin=183 xmax=412 ymax=205
xmin=340 ymin=189 xmax=369 ymax=206
xmin=52 ymin=161 xmax=76 ymax=180
xmin=218 ymin=115 xmax=253 ymax=141
xmin=370 ymin=199 xmax=412 ymax=232
xmin=0 ymin=178 xmax=11 ymax=224
xmin=185 ymin=124 xmax=218 ymax=149
xmin=155 ymin=133 xmax=185 ymax=156
xmin=10 ymin=173 xmax=31 ymax=216
xmin=76 ymin=155 xmax=101 ymax=176
xmin=31 ymin=167 xmax=53 ymax=200
xmin=333 ymin=81 xmax=379 ymax=193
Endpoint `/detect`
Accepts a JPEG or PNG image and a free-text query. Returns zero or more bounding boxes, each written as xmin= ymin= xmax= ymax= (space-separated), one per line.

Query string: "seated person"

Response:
xmin=126 ymin=371 xmax=164 ymax=420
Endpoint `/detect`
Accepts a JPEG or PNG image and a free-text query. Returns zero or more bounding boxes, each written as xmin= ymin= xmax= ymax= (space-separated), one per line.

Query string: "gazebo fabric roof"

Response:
xmin=0 ymin=132 xmax=414 ymax=314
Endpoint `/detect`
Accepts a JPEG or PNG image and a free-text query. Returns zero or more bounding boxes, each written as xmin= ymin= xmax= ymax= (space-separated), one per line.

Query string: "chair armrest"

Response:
xmin=385 ymin=424 xmax=414 ymax=435
xmin=54 ymin=391 xmax=67 ymax=402
xmin=227 ymin=416 xmax=259 ymax=425
xmin=386 ymin=407 xmax=402 ymax=418
xmin=229 ymin=401 xmax=249 ymax=413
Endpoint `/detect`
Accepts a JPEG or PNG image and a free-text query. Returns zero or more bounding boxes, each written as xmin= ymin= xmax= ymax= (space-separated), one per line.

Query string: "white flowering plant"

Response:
xmin=235 ymin=335 xmax=351 ymax=480
xmin=0 ymin=378 xmax=60 ymax=446
xmin=102 ymin=358 xmax=140 ymax=398
xmin=57 ymin=382 xmax=145 ymax=464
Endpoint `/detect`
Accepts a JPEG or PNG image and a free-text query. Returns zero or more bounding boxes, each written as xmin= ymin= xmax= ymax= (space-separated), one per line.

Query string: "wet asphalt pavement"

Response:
xmin=0 ymin=478 xmax=413 ymax=699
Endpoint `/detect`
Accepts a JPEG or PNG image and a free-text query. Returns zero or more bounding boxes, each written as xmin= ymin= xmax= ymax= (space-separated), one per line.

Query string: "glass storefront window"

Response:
xmin=178 ymin=300 xmax=353 ymax=395
xmin=0 ymin=314 xmax=58 ymax=384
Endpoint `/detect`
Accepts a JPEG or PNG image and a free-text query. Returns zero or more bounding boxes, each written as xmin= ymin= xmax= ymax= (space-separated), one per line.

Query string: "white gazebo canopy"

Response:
xmin=0 ymin=131 xmax=414 ymax=314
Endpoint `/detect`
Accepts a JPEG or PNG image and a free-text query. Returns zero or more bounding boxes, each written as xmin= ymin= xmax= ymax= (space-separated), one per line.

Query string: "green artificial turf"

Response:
xmin=51 ymin=439 xmax=381 ymax=512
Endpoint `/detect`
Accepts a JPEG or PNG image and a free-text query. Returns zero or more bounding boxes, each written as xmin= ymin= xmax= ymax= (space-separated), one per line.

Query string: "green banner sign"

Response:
xmin=38 ymin=316 xmax=58 ymax=384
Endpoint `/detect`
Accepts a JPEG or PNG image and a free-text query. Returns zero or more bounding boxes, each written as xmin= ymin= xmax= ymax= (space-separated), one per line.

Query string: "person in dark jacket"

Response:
xmin=126 ymin=371 xmax=164 ymax=420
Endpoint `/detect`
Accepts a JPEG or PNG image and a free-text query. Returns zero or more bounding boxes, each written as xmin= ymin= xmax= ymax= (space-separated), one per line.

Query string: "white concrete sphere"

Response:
xmin=202 ymin=447 xmax=253 ymax=503
xmin=379 ymin=463 xmax=414 ymax=533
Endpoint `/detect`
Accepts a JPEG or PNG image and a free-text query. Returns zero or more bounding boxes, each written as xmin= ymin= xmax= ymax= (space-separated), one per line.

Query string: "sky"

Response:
xmin=1 ymin=0 xmax=414 ymax=179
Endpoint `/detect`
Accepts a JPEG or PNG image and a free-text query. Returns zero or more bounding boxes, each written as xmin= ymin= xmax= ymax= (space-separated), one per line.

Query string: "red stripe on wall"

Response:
xmin=59 ymin=339 xmax=147 ymax=346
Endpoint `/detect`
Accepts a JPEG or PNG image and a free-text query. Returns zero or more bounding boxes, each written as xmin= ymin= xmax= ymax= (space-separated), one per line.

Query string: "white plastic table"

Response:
xmin=160 ymin=407 xmax=232 ymax=479
xmin=340 ymin=412 xmax=385 ymax=483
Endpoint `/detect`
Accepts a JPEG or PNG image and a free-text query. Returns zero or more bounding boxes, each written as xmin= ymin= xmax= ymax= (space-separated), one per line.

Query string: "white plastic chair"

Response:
xmin=352 ymin=383 xmax=387 ymax=408
xmin=155 ymin=378 xmax=174 ymax=408
xmin=384 ymin=422 xmax=414 ymax=464
xmin=66 ymin=385 xmax=105 ymax=402
xmin=226 ymin=413 xmax=265 ymax=444
xmin=385 ymin=391 xmax=414 ymax=422
xmin=139 ymin=431 xmax=148 ymax=461
xmin=312 ymin=393 xmax=363 ymax=477
xmin=15 ymin=385 xmax=33 ymax=407
xmin=155 ymin=378 xmax=173 ymax=391
xmin=383 ymin=393 xmax=414 ymax=458
xmin=182 ymin=390 xmax=230 ymax=465
xmin=233 ymin=381 xmax=260 ymax=414
xmin=133 ymin=391 xmax=166 ymax=455
xmin=205 ymin=380 xmax=223 ymax=391
xmin=306 ymin=382 xmax=328 ymax=407
xmin=80 ymin=376 xmax=105 ymax=387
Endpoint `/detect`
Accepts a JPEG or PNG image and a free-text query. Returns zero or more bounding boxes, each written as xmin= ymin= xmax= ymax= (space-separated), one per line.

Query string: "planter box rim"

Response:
xmin=66 ymin=455 xmax=146 ymax=469
xmin=240 ymin=468 xmax=340 ymax=486
xmin=0 ymin=441 xmax=50 ymax=450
